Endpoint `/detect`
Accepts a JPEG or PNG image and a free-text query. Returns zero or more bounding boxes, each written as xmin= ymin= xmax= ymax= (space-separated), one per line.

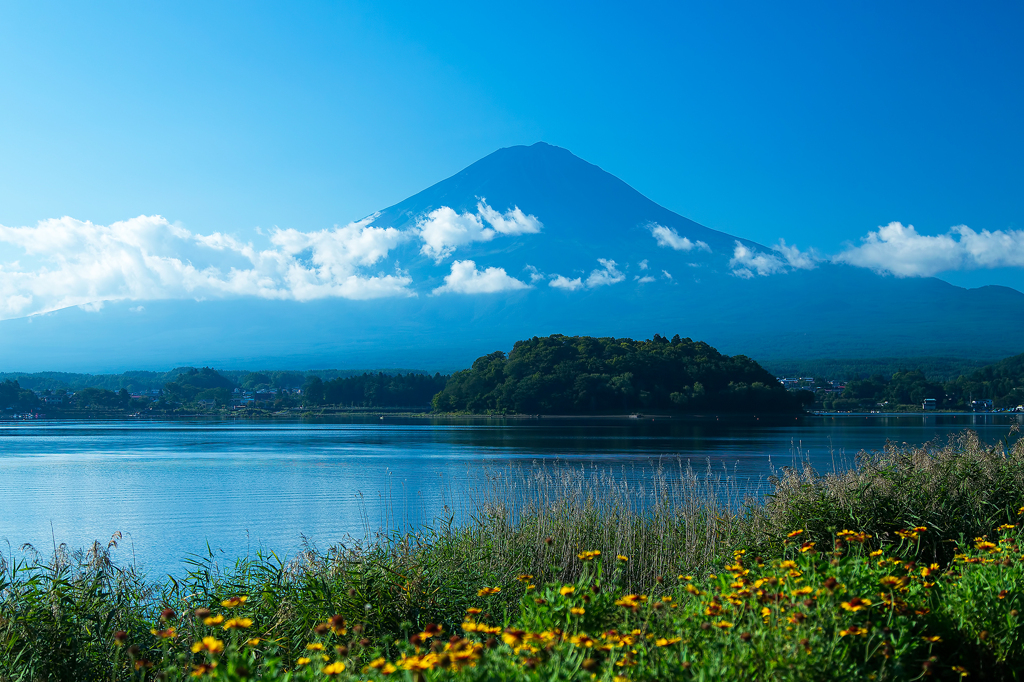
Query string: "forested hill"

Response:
xmin=431 ymin=334 xmax=808 ymax=415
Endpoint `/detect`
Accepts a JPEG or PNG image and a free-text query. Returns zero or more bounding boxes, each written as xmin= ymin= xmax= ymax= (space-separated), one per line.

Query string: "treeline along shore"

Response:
xmin=2 ymin=429 xmax=1023 ymax=680
xmin=4 ymin=332 xmax=1024 ymax=418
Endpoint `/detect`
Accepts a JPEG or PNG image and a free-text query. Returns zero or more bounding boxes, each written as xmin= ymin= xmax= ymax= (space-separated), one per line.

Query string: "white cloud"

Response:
xmin=635 ymin=275 xmax=655 ymax=284
xmin=549 ymin=275 xmax=583 ymax=291
xmin=585 ymin=259 xmax=626 ymax=288
xmin=638 ymin=259 xmax=649 ymax=270
xmin=523 ymin=265 xmax=546 ymax=283
xmin=662 ymin=270 xmax=673 ymax=280
xmin=834 ymin=222 xmax=1024 ymax=277
xmin=774 ymin=239 xmax=818 ymax=270
xmin=129 ymin=305 xmax=145 ymax=313
xmin=650 ymin=224 xmax=710 ymax=252
xmin=477 ymin=201 xmax=543 ymax=235
xmin=431 ymin=260 xmax=530 ymax=295
xmin=729 ymin=240 xmax=817 ymax=278
xmin=0 ymin=214 xmax=416 ymax=320
xmin=417 ymin=200 xmax=542 ymax=263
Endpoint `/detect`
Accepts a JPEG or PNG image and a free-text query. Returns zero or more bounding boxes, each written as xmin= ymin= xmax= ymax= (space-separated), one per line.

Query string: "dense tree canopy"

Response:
xmin=0 ymin=380 xmax=39 ymax=411
xmin=431 ymin=334 xmax=806 ymax=414
xmin=163 ymin=367 xmax=235 ymax=402
xmin=305 ymin=372 xmax=448 ymax=408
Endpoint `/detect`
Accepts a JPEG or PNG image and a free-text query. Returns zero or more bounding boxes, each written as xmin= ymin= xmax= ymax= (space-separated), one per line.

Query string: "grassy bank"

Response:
xmin=2 ymin=430 xmax=1023 ymax=681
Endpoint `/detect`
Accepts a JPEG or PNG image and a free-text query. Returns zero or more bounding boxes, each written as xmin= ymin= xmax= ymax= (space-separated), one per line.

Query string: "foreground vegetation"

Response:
xmin=2 ymin=430 xmax=1023 ymax=680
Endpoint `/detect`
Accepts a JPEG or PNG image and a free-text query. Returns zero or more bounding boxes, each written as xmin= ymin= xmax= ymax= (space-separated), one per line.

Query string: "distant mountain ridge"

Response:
xmin=1 ymin=142 xmax=1022 ymax=372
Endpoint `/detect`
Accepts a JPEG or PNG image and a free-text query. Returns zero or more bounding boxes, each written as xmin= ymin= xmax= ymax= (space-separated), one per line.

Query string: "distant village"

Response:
xmin=777 ymin=377 xmax=1006 ymax=413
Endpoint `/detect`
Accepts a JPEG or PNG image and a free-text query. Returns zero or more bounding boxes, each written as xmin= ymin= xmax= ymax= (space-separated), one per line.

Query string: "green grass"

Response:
xmin=2 ymin=429 xmax=1023 ymax=681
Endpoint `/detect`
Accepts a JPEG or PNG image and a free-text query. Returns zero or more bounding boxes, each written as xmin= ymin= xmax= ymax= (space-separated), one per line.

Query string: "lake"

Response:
xmin=0 ymin=413 xmax=1020 ymax=578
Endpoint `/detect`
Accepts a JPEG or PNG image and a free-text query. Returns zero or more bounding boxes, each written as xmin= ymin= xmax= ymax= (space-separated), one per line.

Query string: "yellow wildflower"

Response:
xmin=203 ymin=614 xmax=224 ymax=626
xmin=323 ymin=661 xmax=346 ymax=675
xmin=223 ymin=618 xmax=252 ymax=630
xmin=191 ymin=636 xmax=224 ymax=654
xmin=559 ymin=585 xmax=576 ymax=596
xmin=477 ymin=586 xmax=501 ymax=596
xmin=841 ymin=597 xmax=872 ymax=612
xmin=220 ymin=596 xmax=247 ymax=608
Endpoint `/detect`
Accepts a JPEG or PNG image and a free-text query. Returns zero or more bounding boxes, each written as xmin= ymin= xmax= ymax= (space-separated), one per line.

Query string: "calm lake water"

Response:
xmin=0 ymin=414 xmax=1020 ymax=578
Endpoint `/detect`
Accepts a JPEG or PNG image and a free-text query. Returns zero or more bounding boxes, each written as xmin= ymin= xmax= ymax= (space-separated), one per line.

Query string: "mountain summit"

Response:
xmin=2 ymin=143 xmax=1022 ymax=371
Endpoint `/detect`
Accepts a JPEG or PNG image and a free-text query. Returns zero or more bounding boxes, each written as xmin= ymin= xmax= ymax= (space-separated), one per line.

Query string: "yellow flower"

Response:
xmin=715 ymin=621 xmax=734 ymax=629
xmin=465 ymin=607 xmax=482 ymax=615
xmin=679 ymin=575 xmax=693 ymax=581
xmin=570 ymin=607 xmax=586 ymax=615
xmin=879 ymin=576 xmax=902 ymax=589
xmin=559 ymin=585 xmax=576 ymax=596
xmin=150 ymin=626 xmax=176 ymax=638
xmin=220 ymin=596 xmax=247 ymax=608
xmin=569 ymin=633 xmax=595 ymax=647
xmin=655 ymin=637 xmax=682 ymax=646
xmin=913 ymin=526 xmax=928 ymax=533
xmin=306 ymin=642 xmax=325 ymax=651
xmin=323 ymin=661 xmax=346 ymax=675
xmin=841 ymin=597 xmax=872 ymax=612
xmin=787 ymin=529 xmax=804 ymax=538
xmin=246 ymin=638 xmax=261 ymax=646
xmin=369 ymin=658 xmax=387 ymax=668
xmin=502 ymin=629 xmax=526 ymax=647
xmin=974 ymin=539 xmax=1000 ymax=553
xmin=792 ymin=586 xmax=813 ymax=596
xmin=297 ymin=657 xmax=311 ymax=666
xmin=800 ymin=542 xmax=816 ymax=553
xmin=203 ymin=614 xmax=224 ymax=626
xmin=779 ymin=560 xmax=798 ymax=570
xmin=922 ymin=635 xmax=942 ymax=643
xmin=840 ymin=625 xmax=867 ymax=636
xmin=577 ymin=550 xmax=601 ymax=561
xmin=477 ymin=586 xmax=501 ymax=596
xmin=190 ymin=662 xmax=217 ymax=677
xmin=223 ymin=617 xmax=252 ymax=630
xmin=516 ymin=574 xmax=534 ymax=582
xmin=617 ymin=555 xmax=629 ymax=562
xmin=953 ymin=665 xmax=970 ymax=677
xmin=190 ymin=636 xmax=225 ymax=654
xmin=870 ymin=550 xmax=884 ymax=557
xmin=996 ymin=524 xmax=1016 ymax=531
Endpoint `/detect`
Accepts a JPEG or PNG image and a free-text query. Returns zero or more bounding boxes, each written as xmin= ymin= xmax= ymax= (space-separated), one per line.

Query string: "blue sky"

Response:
xmin=1 ymin=0 xmax=1022 ymax=297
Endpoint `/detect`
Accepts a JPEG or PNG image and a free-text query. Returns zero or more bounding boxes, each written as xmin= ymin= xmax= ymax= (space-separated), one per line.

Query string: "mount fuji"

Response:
xmin=3 ymin=142 xmax=1023 ymax=372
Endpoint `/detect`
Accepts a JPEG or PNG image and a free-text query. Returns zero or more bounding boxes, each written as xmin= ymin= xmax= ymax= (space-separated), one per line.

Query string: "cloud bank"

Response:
xmin=835 ymin=222 xmax=1024 ymax=277
xmin=0 ymin=214 xmax=418 ymax=320
xmin=0 ymin=200 xmax=547 ymax=320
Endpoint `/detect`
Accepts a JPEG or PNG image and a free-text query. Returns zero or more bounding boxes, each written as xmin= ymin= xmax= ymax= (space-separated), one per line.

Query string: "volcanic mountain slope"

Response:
xmin=2 ymin=142 xmax=1022 ymax=371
